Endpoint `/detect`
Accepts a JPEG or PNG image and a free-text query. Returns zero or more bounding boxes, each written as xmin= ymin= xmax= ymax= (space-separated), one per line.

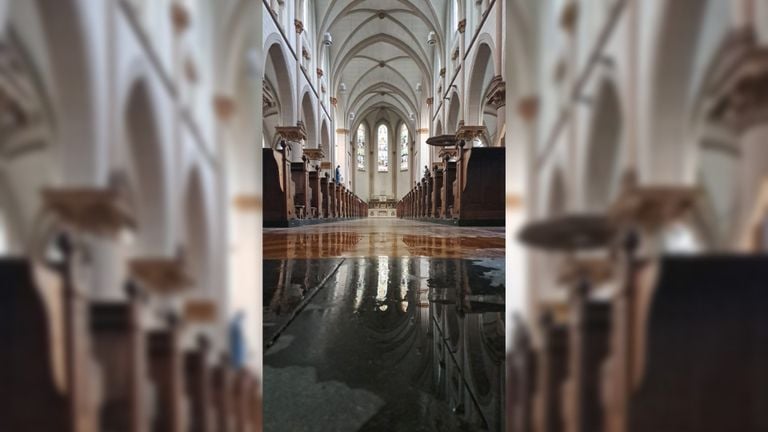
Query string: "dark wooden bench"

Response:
xmin=0 ymin=257 xmax=98 ymax=431
xmin=453 ymin=146 xmax=504 ymax=223
xmin=148 ymin=327 xmax=184 ymax=432
xmin=263 ymin=147 xmax=295 ymax=226
xmin=90 ymin=292 xmax=147 ymax=432
xmin=610 ymin=255 xmax=768 ymax=432
xmin=291 ymin=157 xmax=311 ymax=219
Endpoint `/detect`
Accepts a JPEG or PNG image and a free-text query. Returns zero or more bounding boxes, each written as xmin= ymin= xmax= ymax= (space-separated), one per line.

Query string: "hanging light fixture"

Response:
xmin=322 ymin=32 xmax=333 ymax=46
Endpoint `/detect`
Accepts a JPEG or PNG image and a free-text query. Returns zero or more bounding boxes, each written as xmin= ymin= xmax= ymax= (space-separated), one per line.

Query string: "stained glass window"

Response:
xmin=356 ymin=125 xmax=366 ymax=170
xmin=400 ymin=124 xmax=409 ymax=171
xmin=377 ymin=124 xmax=388 ymax=172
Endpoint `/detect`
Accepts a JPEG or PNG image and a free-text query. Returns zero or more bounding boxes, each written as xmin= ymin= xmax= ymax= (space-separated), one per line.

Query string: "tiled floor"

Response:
xmin=263 ymin=219 xmax=505 ymax=431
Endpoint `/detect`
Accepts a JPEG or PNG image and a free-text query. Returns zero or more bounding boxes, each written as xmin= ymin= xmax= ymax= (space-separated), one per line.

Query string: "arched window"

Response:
xmin=356 ymin=124 xmax=366 ymax=170
xmin=400 ymin=124 xmax=409 ymax=171
xmin=377 ymin=124 xmax=388 ymax=172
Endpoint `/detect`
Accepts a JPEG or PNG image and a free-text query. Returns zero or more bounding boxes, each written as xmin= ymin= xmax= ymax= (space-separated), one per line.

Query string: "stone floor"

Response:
xmin=263 ymin=219 xmax=505 ymax=432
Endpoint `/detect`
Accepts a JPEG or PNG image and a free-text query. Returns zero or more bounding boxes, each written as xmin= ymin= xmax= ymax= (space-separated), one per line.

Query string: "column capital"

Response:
xmin=457 ymin=19 xmax=466 ymax=34
xmin=426 ymin=97 xmax=434 ymax=106
xmin=276 ymin=123 xmax=307 ymax=142
xmin=559 ymin=2 xmax=578 ymax=34
xmin=170 ymin=2 xmax=191 ymax=34
xmin=517 ymin=96 xmax=539 ymax=122
xmin=294 ymin=19 xmax=305 ymax=34
xmin=455 ymin=125 xmax=487 ymax=141
xmin=213 ymin=95 xmax=237 ymax=121
xmin=704 ymin=30 xmax=768 ymax=131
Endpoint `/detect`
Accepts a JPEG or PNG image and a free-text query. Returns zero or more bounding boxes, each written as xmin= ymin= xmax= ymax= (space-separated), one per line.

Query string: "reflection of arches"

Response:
xmin=447 ymin=92 xmax=461 ymax=134
xmin=466 ymin=43 xmax=495 ymax=125
xmin=585 ymin=80 xmax=623 ymax=210
xmin=647 ymin=0 xmax=710 ymax=182
xmin=183 ymin=167 xmax=210 ymax=293
xmin=125 ymin=80 xmax=168 ymax=253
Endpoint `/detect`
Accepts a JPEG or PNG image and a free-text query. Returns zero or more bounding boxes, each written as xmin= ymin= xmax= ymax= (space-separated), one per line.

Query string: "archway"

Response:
xmin=466 ymin=43 xmax=495 ymax=126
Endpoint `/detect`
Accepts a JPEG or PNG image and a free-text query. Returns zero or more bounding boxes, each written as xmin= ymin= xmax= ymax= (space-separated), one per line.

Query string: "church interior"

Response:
xmin=2 ymin=0 xmax=768 ymax=431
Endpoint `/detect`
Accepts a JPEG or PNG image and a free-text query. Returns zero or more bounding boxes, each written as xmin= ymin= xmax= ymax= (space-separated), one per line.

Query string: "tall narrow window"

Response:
xmin=377 ymin=124 xmax=388 ymax=172
xmin=356 ymin=124 xmax=366 ymax=170
xmin=400 ymin=124 xmax=409 ymax=171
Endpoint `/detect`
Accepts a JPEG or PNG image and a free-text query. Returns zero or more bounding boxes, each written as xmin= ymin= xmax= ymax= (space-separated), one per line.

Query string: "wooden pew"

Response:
xmin=321 ymin=174 xmax=331 ymax=219
xmin=453 ymin=144 xmax=505 ymax=223
xmin=0 ymin=255 xmax=99 ymax=432
xmin=432 ymin=164 xmax=443 ymax=218
xmin=441 ymin=158 xmax=457 ymax=219
xmin=415 ymin=182 xmax=422 ymax=218
xmin=211 ymin=360 xmax=234 ymax=432
xmin=602 ymin=254 xmax=768 ymax=432
xmin=508 ymin=318 xmax=537 ymax=432
xmin=423 ymin=175 xmax=432 ymax=218
xmin=184 ymin=337 xmax=213 ymax=432
xmin=328 ymin=179 xmax=337 ymax=218
xmin=290 ymin=156 xmax=311 ymax=219
xmin=563 ymin=298 xmax=611 ymax=432
xmin=308 ymin=168 xmax=323 ymax=219
xmin=90 ymin=286 xmax=147 ymax=432
xmin=535 ymin=313 xmax=569 ymax=432
xmin=147 ymin=325 xmax=184 ymax=432
xmin=263 ymin=146 xmax=295 ymax=226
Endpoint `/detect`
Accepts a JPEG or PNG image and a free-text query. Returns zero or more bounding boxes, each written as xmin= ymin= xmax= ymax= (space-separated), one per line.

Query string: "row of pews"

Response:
xmin=0 ymin=236 xmax=261 ymax=432
xmin=510 ymin=193 xmax=768 ymax=431
xmin=397 ymin=140 xmax=504 ymax=226
xmin=263 ymin=144 xmax=367 ymax=227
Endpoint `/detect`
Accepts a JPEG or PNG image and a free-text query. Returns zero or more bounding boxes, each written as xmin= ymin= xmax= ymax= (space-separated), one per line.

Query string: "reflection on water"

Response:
xmin=263 ymin=227 xmax=504 ymax=259
xmin=263 ymin=256 xmax=505 ymax=431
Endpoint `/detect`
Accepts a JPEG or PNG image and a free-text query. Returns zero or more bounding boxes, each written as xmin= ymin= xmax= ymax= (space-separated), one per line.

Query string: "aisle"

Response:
xmin=263 ymin=219 xmax=506 ymax=431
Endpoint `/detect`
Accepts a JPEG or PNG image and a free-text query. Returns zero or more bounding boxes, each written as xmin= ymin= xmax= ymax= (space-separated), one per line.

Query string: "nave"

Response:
xmin=262 ymin=219 xmax=505 ymax=431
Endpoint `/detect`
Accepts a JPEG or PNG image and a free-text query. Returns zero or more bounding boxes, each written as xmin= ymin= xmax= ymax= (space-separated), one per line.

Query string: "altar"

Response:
xmin=368 ymin=195 xmax=397 ymax=218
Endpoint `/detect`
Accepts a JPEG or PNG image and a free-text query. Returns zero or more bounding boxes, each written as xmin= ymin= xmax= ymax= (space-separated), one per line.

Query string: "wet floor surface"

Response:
xmin=263 ymin=219 xmax=505 ymax=259
xmin=263 ymin=219 xmax=505 ymax=431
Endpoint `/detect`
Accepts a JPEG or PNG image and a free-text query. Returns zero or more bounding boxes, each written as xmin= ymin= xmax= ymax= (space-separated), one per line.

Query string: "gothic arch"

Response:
xmin=466 ymin=42 xmax=496 ymax=126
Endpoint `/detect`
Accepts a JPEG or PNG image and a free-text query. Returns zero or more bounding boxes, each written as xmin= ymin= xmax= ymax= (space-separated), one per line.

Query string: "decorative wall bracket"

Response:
xmin=42 ymin=187 xmax=136 ymax=238
xmin=129 ymin=257 xmax=193 ymax=295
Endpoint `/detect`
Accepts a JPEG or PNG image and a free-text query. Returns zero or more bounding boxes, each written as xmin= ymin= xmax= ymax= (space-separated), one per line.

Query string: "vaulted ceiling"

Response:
xmin=315 ymin=0 xmax=447 ymax=126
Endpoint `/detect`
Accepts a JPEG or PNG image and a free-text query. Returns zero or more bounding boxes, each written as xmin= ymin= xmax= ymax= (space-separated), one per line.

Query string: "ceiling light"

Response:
xmin=323 ymin=32 xmax=333 ymax=46
xmin=427 ymin=32 xmax=436 ymax=46
xmin=415 ymin=83 xmax=422 ymax=93
xmin=339 ymin=83 xmax=347 ymax=93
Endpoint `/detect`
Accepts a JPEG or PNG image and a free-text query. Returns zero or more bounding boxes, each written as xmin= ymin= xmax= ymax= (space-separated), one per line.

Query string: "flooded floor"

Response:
xmin=263 ymin=219 xmax=505 ymax=431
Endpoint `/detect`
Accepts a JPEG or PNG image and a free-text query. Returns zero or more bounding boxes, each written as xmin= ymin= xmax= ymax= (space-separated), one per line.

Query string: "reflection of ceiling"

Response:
xmin=316 ymin=0 xmax=446 ymax=123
